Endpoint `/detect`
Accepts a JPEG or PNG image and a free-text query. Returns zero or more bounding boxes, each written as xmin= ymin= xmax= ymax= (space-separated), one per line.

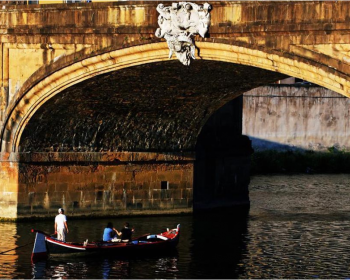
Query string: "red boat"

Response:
xmin=31 ymin=224 xmax=180 ymax=262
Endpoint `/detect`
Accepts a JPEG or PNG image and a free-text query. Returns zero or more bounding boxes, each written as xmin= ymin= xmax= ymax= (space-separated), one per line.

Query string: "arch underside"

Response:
xmin=3 ymin=42 xmax=350 ymax=153
xmin=18 ymin=60 xmax=285 ymax=153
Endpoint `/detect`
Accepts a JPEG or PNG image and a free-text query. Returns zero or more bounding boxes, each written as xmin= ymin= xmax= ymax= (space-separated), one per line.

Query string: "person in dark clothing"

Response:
xmin=116 ymin=222 xmax=134 ymax=242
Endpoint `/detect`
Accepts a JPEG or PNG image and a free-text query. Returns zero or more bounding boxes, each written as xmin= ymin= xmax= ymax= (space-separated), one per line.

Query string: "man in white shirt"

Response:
xmin=54 ymin=208 xmax=69 ymax=242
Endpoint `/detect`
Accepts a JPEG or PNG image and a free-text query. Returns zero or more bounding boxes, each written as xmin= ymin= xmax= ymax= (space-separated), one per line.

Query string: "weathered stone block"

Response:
xmin=149 ymin=201 xmax=160 ymax=210
xmin=55 ymin=182 xmax=68 ymax=192
xmin=173 ymin=199 xmax=191 ymax=208
xmin=83 ymin=182 xmax=96 ymax=191
xmin=151 ymin=190 xmax=160 ymax=200
xmin=172 ymin=189 xmax=182 ymax=200
xmin=35 ymin=183 xmax=48 ymax=194
xmin=123 ymin=181 xmax=133 ymax=190
xmin=159 ymin=200 xmax=173 ymax=209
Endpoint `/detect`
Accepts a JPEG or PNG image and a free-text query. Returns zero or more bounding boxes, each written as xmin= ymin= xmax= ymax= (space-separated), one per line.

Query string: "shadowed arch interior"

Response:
xmin=19 ymin=60 xmax=285 ymax=153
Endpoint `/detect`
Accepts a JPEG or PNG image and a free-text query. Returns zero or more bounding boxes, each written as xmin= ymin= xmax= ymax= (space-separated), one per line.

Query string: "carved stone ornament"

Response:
xmin=155 ymin=2 xmax=212 ymax=66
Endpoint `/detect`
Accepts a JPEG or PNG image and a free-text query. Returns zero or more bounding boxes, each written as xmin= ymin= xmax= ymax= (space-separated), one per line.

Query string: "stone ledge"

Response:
xmin=0 ymin=208 xmax=193 ymax=222
xmin=0 ymin=151 xmax=196 ymax=163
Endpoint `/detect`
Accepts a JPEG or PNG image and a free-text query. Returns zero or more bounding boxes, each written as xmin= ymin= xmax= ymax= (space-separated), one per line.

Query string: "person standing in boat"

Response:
xmin=115 ymin=222 xmax=134 ymax=242
xmin=54 ymin=208 xmax=69 ymax=242
xmin=103 ymin=222 xmax=117 ymax=242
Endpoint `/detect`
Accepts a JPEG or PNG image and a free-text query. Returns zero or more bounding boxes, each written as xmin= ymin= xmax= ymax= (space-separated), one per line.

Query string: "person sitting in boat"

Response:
xmin=54 ymin=208 xmax=68 ymax=242
xmin=103 ymin=222 xmax=117 ymax=242
xmin=115 ymin=222 xmax=134 ymax=242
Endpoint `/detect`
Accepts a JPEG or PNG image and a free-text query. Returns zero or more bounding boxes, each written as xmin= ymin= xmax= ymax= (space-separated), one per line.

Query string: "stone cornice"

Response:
xmin=0 ymin=151 xmax=196 ymax=162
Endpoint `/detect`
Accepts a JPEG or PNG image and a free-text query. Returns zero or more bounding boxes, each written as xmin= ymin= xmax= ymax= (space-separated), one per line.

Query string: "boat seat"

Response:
xmin=111 ymin=238 xmax=129 ymax=243
xmin=146 ymin=235 xmax=168 ymax=241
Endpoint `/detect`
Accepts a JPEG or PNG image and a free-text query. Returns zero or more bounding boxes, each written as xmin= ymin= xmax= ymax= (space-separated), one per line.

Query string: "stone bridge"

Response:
xmin=1 ymin=1 xmax=350 ymax=219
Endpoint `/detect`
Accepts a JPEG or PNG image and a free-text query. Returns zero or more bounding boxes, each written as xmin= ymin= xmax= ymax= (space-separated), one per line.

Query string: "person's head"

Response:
xmin=124 ymin=222 xmax=129 ymax=228
xmin=107 ymin=222 xmax=113 ymax=229
xmin=58 ymin=208 xmax=64 ymax=214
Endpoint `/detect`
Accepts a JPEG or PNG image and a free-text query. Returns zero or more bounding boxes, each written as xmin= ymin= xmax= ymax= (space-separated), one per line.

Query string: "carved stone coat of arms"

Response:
xmin=155 ymin=2 xmax=212 ymax=66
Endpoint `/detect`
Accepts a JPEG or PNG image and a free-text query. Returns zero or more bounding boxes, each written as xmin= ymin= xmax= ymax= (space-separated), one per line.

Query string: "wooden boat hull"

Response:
xmin=32 ymin=224 xmax=180 ymax=262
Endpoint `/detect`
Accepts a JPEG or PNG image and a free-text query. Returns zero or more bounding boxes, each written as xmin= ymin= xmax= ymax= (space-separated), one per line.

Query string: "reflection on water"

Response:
xmin=31 ymin=252 xmax=180 ymax=279
xmin=32 ymin=261 xmax=46 ymax=279
xmin=0 ymin=223 xmax=19 ymax=279
xmin=189 ymin=208 xmax=249 ymax=279
xmin=1 ymin=174 xmax=350 ymax=278
xmin=33 ymin=258 xmax=118 ymax=279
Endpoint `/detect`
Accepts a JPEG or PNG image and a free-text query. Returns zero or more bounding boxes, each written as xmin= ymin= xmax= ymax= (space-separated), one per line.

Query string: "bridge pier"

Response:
xmin=194 ymin=139 xmax=252 ymax=211
xmin=194 ymin=96 xmax=253 ymax=211
xmin=0 ymin=159 xmax=19 ymax=219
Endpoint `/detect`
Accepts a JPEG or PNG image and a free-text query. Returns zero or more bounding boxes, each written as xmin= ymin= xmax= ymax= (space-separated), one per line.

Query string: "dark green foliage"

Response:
xmin=251 ymin=150 xmax=350 ymax=174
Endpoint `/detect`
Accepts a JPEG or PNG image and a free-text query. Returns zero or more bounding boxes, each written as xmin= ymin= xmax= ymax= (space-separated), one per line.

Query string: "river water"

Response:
xmin=1 ymin=174 xmax=350 ymax=279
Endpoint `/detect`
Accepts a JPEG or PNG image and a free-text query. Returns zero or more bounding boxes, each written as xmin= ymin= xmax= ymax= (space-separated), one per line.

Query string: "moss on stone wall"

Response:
xmin=251 ymin=150 xmax=350 ymax=174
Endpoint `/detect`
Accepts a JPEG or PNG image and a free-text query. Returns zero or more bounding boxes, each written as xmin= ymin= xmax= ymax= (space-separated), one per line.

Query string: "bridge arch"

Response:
xmin=2 ymin=41 xmax=350 ymax=153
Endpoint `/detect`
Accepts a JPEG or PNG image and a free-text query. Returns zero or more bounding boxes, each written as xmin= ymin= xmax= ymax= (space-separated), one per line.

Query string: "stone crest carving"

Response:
xmin=155 ymin=2 xmax=212 ymax=66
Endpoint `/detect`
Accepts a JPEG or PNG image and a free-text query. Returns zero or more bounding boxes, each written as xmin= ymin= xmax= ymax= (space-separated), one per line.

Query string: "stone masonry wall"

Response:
xmin=2 ymin=152 xmax=194 ymax=219
xmin=0 ymin=161 xmax=18 ymax=219
xmin=243 ymin=86 xmax=350 ymax=152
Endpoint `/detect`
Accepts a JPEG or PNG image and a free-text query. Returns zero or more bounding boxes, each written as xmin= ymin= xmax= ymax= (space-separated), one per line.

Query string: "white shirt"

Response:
xmin=55 ymin=214 xmax=67 ymax=230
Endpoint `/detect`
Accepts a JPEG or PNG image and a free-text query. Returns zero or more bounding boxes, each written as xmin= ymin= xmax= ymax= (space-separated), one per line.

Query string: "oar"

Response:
xmin=0 ymin=242 xmax=34 ymax=255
